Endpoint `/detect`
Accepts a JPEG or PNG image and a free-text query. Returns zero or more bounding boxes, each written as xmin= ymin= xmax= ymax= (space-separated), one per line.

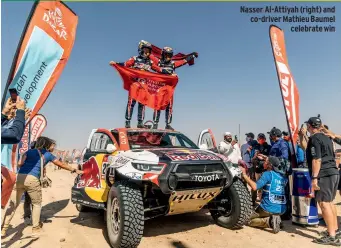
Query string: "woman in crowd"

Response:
xmin=1 ymin=136 xmax=83 ymax=236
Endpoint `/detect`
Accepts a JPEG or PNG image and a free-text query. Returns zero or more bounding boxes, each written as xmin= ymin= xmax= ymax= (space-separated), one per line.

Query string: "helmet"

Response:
xmin=138 ymin=40 xmax=152 ymax=58
xmin=161 ymin=46 xmax=173 ymax=61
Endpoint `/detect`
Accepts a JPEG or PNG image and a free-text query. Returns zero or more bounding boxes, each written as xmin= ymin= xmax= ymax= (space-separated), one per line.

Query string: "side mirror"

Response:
xmin=199 ymin=143 xmax=208 ymax=150
xmin=106 ymin=144 xmax=117 ymax=154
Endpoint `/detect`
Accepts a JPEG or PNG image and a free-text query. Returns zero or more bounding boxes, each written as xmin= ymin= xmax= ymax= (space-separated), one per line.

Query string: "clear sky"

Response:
xmin=2 ymin=2 xmax=341 ymax=151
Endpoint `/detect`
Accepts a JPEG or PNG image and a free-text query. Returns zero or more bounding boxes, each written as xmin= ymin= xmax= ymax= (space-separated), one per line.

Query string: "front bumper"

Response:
xmin=71 ymin=185 xmax=106 ymax=210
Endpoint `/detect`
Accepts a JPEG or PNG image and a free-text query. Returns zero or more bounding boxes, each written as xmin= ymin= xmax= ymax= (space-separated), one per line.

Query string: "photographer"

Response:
xmin=240 ymin=156 xmax=288 ymax=234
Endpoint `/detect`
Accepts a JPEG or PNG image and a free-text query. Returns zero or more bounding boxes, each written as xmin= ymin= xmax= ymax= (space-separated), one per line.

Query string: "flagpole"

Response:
xmin=238 ymin=124 xmax=241 ymax=146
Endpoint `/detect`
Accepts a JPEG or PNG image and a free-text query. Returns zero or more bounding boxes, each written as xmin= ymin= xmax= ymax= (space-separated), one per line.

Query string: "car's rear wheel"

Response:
xmin=106 ymin=181 xmax=144 ymax=248
xmin=210 ymin=179 xmax=253 ymax=229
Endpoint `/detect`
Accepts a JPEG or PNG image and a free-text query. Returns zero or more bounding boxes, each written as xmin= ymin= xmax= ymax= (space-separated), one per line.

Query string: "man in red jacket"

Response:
xmin=110 ymin=40 xmax=168 ymax=128
xmin=151 ymin=47 xmax=198 ymax=130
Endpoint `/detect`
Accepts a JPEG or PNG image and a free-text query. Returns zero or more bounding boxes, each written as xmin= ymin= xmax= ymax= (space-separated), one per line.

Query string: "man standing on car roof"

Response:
xmin=110 ymin=40 xmax=167 ymax=129
xmin=151 ymin=47 xmax=198 ymax=130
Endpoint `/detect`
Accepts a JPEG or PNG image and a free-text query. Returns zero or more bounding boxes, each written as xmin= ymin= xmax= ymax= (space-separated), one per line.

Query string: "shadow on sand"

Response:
xmin=1 ymin=198 xmax=70 ymax=248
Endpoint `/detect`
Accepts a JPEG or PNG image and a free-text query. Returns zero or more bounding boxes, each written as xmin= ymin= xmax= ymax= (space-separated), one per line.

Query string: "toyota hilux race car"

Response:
xmin=71 ymin=126 xmax=253 ymax=248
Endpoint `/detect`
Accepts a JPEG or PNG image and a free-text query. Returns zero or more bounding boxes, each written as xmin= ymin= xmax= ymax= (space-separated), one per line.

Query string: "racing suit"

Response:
xmin=151 ymin=57 xmax=189 ymax=127
xmin=119 ymin=56 xmax=162 ymax=124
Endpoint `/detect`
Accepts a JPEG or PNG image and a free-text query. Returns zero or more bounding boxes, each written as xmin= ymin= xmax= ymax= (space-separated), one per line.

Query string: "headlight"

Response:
xmin=132 ymin=163 xmax=165 ymax=172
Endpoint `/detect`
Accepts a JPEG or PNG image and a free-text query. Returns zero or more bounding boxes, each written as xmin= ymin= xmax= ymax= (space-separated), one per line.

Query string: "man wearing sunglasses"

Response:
xmin=151 ymin=47 xmax=198 ymax=130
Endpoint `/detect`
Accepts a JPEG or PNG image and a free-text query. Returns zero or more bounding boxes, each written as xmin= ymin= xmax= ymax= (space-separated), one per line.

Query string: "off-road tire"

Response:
xmin=106 ymin=181 xmax=144 ymax=248
xmin=210 ymin=179 xmax=252 ymax=229
xmin=75 ymin=204 xmax=91 ymax=212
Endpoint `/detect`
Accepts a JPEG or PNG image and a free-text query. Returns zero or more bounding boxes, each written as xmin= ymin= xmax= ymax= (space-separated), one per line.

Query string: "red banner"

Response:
xmin=151 ymin=44 xmax=197 ymax=66
xmin=112 ymin=64 xmax=179 ymax=110
xmin=269 ymin=25 xmax=300 ymax=167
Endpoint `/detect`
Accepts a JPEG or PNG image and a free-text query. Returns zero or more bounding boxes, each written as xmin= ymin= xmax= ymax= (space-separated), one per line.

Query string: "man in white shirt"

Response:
xmin=218 ymin=132 xmax=242 ymax=164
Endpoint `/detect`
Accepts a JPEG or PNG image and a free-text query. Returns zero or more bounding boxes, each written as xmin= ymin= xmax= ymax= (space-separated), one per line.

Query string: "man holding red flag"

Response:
xmin=110 ymin=40 xmax=170 ymax=128
xmin=151 ymin=47 xmax=198 ymax=130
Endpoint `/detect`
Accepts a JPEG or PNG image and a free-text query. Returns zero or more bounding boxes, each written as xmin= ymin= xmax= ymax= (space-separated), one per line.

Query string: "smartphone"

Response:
xmin=9 ymin=88 xmax=18 ymax=103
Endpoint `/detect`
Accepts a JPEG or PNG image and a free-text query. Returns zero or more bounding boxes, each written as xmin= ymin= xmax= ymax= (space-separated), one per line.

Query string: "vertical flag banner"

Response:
xmin=18 ymin=114 xmax=47 ymax=156
xmin=269 ymin=25 xmax=300 ymax=168
xmin=1 ymin=1 xmax=78 ymax=208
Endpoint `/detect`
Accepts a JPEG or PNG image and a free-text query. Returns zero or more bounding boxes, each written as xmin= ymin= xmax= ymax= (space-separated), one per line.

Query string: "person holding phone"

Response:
xmin=1 ymin=94 xmax=26 ymax=145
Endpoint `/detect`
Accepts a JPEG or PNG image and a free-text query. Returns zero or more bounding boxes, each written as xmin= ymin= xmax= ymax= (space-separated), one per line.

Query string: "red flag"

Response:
xmin=112 ymin=64 xmax=179 ymax=110
xmin=151 ymin=44 xmax=197 ymax=66
xmin=269 ymin=25 xmax=300 ymax=167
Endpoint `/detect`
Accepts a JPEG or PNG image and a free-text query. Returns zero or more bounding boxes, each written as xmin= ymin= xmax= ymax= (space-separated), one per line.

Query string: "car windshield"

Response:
xmin=126 ymin=130 xmax=198 ymax=149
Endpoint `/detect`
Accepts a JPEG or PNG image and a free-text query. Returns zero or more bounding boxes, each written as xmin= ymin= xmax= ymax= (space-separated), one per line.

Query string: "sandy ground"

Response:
xmin=2 ymin=164 xmax=341 ymax=248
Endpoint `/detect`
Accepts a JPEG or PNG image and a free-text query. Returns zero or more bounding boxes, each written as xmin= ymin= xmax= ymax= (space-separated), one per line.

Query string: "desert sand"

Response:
xmin=1 ymin=164 xmax=341 ymax=248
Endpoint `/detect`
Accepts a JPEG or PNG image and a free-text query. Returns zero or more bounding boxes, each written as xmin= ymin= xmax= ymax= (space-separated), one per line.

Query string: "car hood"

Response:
xmin=121 ymin=148 xmax=223 ymax=163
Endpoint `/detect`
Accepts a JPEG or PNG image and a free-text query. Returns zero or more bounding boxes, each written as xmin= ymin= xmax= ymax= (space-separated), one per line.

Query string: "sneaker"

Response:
xmin=270 ymin=215 xmax=281 ymax=234
xmin=24 ymin=217 xmax=32 ymax=226
xmin=137 ymin=122 xmax=144 ymax=128
xmin=313 ymin=235 xmax=341 ymax=246
xmin=319 ymin=230 xmax=341 ymax=239
xmin=125 ymin=120 xmax=131 ymax=128
xmin=32 ymin=222 xmax=43 ymax=235
xmin=165 ymin=124 xmax=174 ymax=130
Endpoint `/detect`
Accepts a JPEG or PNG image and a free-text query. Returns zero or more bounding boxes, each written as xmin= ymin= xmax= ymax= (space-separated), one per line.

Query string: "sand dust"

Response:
xmin=2 ymin=164 xmax=341 ymax=248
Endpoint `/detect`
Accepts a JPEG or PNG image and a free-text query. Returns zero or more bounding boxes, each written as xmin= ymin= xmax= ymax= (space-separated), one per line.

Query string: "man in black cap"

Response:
xmin=239 ymin=156 xmax=288 ymax=234
xmin=251 ymin=133 xmax=272 ymax=204
xmin=305 ymin=116 xmax=340 ymax=245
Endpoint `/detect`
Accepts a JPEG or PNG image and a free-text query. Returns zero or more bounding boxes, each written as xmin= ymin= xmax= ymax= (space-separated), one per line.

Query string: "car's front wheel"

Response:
xmin=106 ymin=181 xmax=144 ymax=248
xmin=210 ymin=179 xmax=253 ymax=229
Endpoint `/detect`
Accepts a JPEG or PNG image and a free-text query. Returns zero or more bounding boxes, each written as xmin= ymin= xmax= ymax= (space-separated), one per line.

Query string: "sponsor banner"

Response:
xmin=1 ymin=0 xmax=78 ymax=202
xmin=269 ymin=25 xmax=300 ymax=167
xmin=111 ymin=64 xmax=179 ymax=110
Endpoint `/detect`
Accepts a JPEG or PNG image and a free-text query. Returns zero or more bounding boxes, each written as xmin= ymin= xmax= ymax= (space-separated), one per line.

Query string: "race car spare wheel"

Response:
xmin=106 ymin=181 xmax=144 ymax=248
xmin=210 ymin=179 xmax=253 ymax=229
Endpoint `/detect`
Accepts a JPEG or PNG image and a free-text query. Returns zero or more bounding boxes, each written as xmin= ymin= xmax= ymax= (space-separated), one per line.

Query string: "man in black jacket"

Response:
xmin=1 ymin=97 xmax=26 ymax=144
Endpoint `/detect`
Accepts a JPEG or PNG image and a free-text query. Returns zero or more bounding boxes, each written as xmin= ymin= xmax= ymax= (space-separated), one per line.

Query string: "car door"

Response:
xmin=197 ymin=129 xmax=218 ymax=153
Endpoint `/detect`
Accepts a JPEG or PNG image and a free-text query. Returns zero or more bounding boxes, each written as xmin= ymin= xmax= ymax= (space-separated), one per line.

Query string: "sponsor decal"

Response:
xmin=43 ymin=7 xmax=68 ymax=40
xmin=19 ymin=126 xmax=30 ymax=154
xmin=171 ymin=191 xmax=219 ymax=202
xmin=114 ymin=156 xmax=130 ymax=167
xmin=125 ymin=172 xmax=143 ymax=180
xmin=191 ymin=174 xmax=220 ymax=182
xmin=166 ymin=151 xmax=220 ymax=161
xmin=76 ymin=157 xmax=101 ymax=189
xmin=119 ymin=132 xmax=127 ymax=145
